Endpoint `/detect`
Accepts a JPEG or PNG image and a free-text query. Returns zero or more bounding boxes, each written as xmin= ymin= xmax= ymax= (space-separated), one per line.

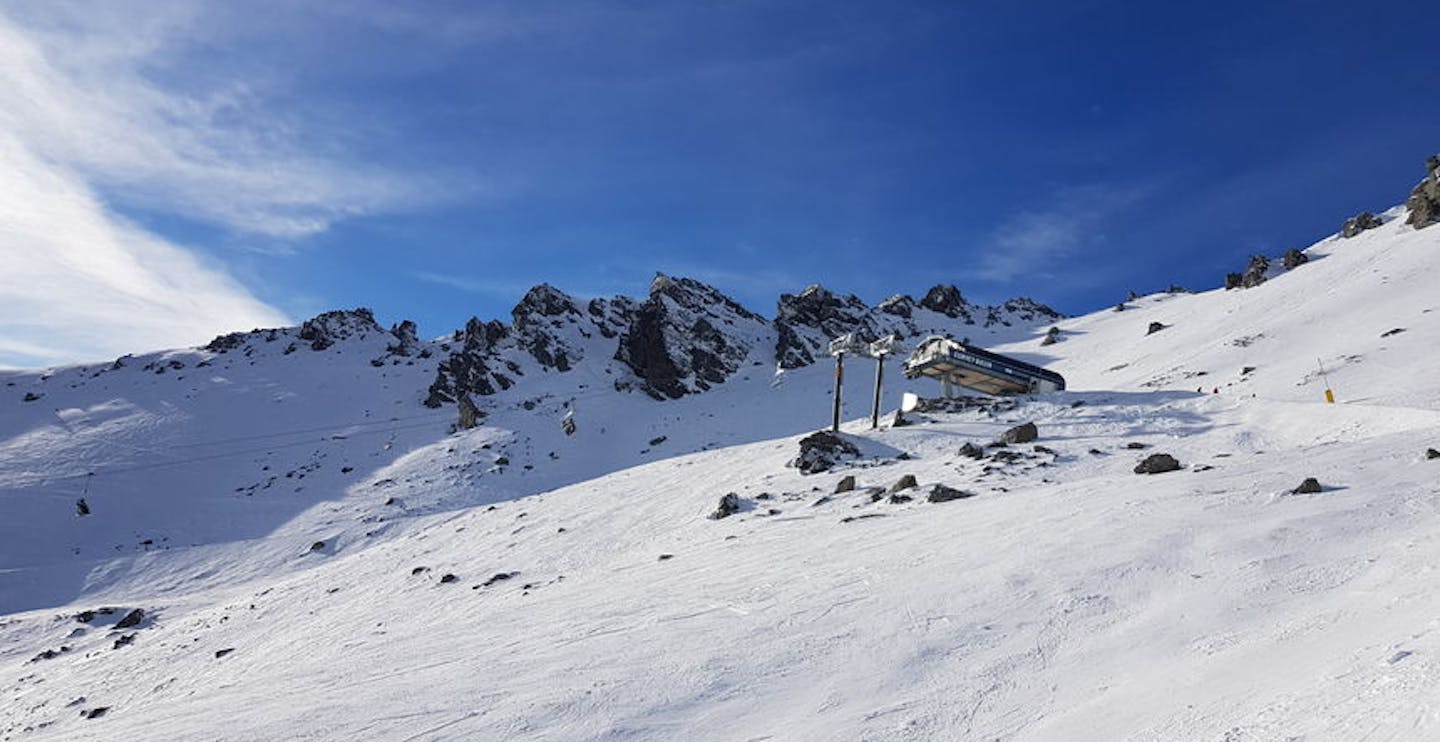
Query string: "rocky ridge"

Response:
xmin=176 ymin=273 xmax=1065 ymax=413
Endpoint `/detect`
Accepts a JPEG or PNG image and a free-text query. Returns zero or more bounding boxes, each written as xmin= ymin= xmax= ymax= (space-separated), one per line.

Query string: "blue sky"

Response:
xmin=3 ymin=1 xmax=1438 ymax=366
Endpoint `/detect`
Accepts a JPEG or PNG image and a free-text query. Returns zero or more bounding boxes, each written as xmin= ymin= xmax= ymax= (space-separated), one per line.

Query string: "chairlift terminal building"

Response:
xmin=904 ymin=336 xmax=1066 ymax=396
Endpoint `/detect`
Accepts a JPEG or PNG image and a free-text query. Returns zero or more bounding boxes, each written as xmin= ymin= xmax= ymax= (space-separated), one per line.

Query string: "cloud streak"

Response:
xmin=971 ymin=184 xmax=1149 ymax=284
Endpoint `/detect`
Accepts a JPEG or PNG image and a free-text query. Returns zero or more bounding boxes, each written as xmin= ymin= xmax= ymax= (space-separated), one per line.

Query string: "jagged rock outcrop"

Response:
xmin=991 ymin=297 xmax=1062 ymax=326
xmin=1341 ymin=212 xmax=1383 ymax=238
xmin=511 ymin=284 xmax=585 ymax=371
xmin=585 ymin=296 xmax=638 ymax=339
xmin=1406 ymin=155 xmax=1440 ymax=229
xmin=774 ymin=285 xmax=875 ymax=369
xmin=919 ymin=285 xmax=972 ymax=320
xmin=876 ymin=294 xmax=915 ymax=318
xmin=387 ymin=320 xmax=420 ymax=356
xmin=1282 ymin=249 xmax=1309 ymax=270
xmin=615 ymin=274 xmax=767 ymax=399
xmin=298 ymin=309 xmax=383 ymax=351
xmin=1241 ymin=255 xmax=1270 ymax=288
xmin=1224 ymin=273 xmax=1244 ymax=290
xmin=423 ymin=317 xmax=510 ymax=408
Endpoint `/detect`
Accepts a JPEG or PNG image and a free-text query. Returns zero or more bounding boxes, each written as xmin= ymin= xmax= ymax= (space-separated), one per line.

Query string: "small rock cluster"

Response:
xmin=1341 ymin=212 xmax=1383 ymax=238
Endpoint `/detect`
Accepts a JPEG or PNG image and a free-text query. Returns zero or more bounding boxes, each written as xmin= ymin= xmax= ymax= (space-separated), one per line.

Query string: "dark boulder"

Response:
xmin=1146 ymin=322 xmax=1168 ymax=335
xmin=115 ymin=608 xmax=145 ymax=629
xmin=708 ymin=493 xmax=744 ymax=520
xmin=888 ymin=474 xmax=918 ymax=493
xmin=1224 ymin=273 xmax=1244 ymax=290
xmin=926 ymin=484 xmax=975 ymax=503
xmin=22 ymin=391 xmax=42 ymax=402
xmin=1134 ymin=453 xmax=1182 ymax=474
xmin=439 ymin=573 xmax=459 ymax=584
xmin=1040 ymin=326 xmax=1061 ymax=346
xmin=789 ymin=431 xmax=860 ymax=474
xmin=888 ymin=493 xmax=913 ymax=504
xmin=834 ymin=475 xmax=856 ymax=493
xmin=1282 ymin=249 xmax=1309 ymax=270
xmin=1341 ymin=212 xmax=1384 ymax=237
xmin=1000 ymin=422 xmax=1038 ymax=444
xmin=1426 ymin=448 xmax=1439 ymax=459
xmin=1292 ymin=477 xmax=1323 ymax=494
xmin=958 ymin=442 xmax=986 ymax=460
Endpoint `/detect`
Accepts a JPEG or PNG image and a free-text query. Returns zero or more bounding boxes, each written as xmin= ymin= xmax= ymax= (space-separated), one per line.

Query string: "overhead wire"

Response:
xmin=0 ymin=418 xmax=454 ymax=494
xmin=3 ymin=367 xmax=652 ymax=497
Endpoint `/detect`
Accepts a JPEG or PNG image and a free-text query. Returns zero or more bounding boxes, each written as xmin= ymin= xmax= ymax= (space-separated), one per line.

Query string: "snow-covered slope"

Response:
xmin=0 ymin=277 xmax=1049 ymax=613
xmin=3 ymin=200 xmax=1440 ymax=740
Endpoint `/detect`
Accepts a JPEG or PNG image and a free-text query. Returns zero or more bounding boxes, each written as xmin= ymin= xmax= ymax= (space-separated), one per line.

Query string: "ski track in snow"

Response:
xmin=2 ymin=211 xmax=1440 ymax=739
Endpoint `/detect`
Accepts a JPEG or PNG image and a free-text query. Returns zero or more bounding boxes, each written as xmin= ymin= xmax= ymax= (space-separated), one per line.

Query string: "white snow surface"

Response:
xmin=3 ymin=214 xmax=1440 ymax=740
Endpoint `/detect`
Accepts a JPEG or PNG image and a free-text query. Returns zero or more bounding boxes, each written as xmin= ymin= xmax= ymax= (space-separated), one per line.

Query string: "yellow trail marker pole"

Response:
xmin=1316 ymin=358 xmax=1335 ymax=403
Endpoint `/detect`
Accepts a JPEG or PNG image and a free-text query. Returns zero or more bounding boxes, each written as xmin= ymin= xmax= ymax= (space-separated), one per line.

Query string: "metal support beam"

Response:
xmin=870 ymin=353 xmax=885 ymax=429
xmin=831 ymin=353 xmax=845 ymax=432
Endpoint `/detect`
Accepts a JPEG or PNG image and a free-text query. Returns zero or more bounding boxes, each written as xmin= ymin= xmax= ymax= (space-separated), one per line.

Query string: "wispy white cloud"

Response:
xmin=0 ymin=3 xmax=443 ymax=238
xmin=971 ymin=184 xmax=1149 ymax=284
xmin=0 ymin=2 xmax=453 ymax=368
xmin=0 ymin=130 xmax=289 ymax=368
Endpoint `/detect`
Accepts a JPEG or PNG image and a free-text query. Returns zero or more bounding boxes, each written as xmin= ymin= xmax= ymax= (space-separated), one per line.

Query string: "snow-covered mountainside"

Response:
xmin=3 ymin=160 xmax=1440 ymax=740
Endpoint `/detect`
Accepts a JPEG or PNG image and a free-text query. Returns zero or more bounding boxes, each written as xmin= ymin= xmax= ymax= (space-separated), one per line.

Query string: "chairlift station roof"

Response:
xmin=903 ymin=336 xmax=1066 ymax=395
